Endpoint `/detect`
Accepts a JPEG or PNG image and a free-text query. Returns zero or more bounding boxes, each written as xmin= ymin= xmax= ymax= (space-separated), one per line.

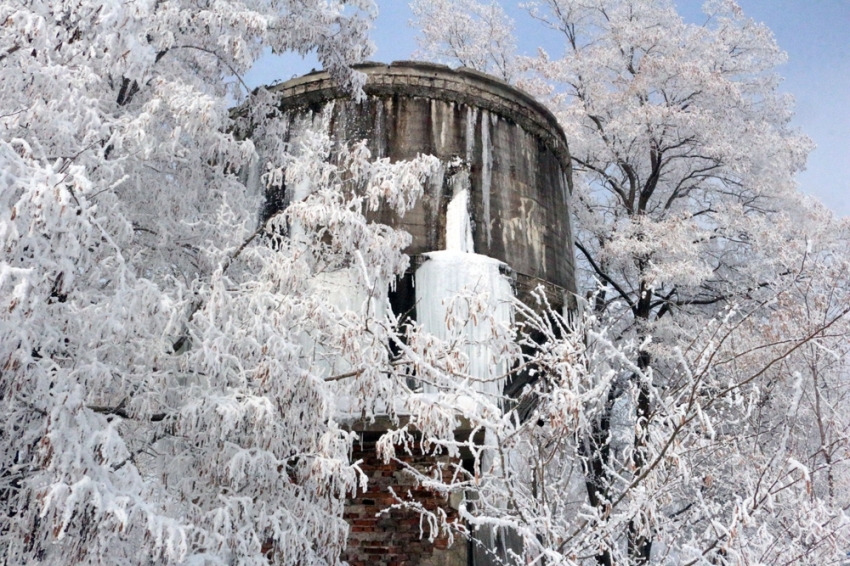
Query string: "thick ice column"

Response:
xmin=414 ymin=251 xmax=513 ymax=399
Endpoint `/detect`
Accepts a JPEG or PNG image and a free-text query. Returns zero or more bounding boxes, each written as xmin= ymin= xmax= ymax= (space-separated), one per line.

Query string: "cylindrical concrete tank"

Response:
xmin=264 ymin=61 xmax=576 ymax=307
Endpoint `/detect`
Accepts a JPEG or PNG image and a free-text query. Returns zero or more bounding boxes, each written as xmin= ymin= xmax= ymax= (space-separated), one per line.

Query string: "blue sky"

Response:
xmin=244 ymin=1 xmax=849 ymax=218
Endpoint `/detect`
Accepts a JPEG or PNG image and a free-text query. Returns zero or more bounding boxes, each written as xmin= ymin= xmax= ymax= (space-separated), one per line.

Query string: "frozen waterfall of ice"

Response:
xmin=415 ymin=252 xmax=512 ymax=400
xmin=445 ymin=168 xmax=475 ymax=253
xmin=415 ymin=157 xmax=514 ymax=400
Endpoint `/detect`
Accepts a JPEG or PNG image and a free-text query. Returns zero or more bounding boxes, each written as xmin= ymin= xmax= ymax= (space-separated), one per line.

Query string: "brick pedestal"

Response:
xmin=341 ymin=439 xmax=468 ymax=566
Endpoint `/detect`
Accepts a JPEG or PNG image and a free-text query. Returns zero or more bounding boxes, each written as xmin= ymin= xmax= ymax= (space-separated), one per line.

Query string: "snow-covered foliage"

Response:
xmin=0 ymin=1 xmax=439 ymax=564
xmin=2 ymin=0 xmax=848 ymax=564
xmin=410 ymin=1 xmax=850 ymax=564
xmin=410 ymin=0 xmax=519 ymax=81
xmin=394 ymin=254 xmax=850 ymax=565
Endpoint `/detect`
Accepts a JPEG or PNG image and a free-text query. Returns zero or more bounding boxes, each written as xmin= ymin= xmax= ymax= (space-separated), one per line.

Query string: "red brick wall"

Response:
xmin=341 ymin=439 xmax=467 ymax=566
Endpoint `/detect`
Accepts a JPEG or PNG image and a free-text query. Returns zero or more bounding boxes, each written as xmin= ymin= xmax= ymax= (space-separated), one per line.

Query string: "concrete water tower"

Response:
xmin=258 ymin=61 xmax=576 ymax=566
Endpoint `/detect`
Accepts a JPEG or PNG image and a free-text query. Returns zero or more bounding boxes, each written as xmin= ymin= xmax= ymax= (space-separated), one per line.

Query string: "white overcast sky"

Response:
xmin=244 ymin=1 xmax=850 ymax=218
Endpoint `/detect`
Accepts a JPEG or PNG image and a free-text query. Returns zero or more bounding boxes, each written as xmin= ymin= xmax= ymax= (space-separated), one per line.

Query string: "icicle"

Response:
xmin=241 ymin=154 xmax=263 ymax=225
xmin=439 ymin=102 xmax=448 ymax=151
xmin=332 ymin=98 xmax=347 ymax=142
xmin=375 ymin=99 xmax=386 ymax=158
xmin=561 ymin=169 xmax=570 ymax=203
xmin=431 ymin=100 xmax=440 ymax=153
xmin=445 ymin=168 xmax=474 ymax=253
xmin=465 ymin=106 xmax=477 ymax=163
xmin=481 ymin=110 xmax=492 ymax=248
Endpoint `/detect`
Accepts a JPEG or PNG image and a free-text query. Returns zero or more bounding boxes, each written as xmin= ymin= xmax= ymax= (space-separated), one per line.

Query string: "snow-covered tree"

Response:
xmin=392 ymin=222 xmax=850 ymax=566
xmin=3 ymin=0 xmax=848 ymax=563
xmin=410 ymin=0 xmax=519 ymax=81
xmin=410 ymin=1 xmax=850 ymax=564
xmin=0 ymin=1 xmax=453 ymax=564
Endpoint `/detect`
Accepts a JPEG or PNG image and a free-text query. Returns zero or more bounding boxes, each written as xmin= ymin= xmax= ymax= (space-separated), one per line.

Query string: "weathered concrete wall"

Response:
xmin=267 ymin=61 xmax=576 ymax=298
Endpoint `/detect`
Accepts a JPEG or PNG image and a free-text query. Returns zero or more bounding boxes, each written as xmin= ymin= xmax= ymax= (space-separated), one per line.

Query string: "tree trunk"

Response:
xmin=580 ymin=385 xmax=617 ymax=566
xmin=628 ymin=282 xmax=654 ymax=564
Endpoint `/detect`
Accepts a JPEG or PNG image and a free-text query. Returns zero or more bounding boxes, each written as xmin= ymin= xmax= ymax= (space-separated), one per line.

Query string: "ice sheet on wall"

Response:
xmin=415 ymin=251 xmax=513 ymax=401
